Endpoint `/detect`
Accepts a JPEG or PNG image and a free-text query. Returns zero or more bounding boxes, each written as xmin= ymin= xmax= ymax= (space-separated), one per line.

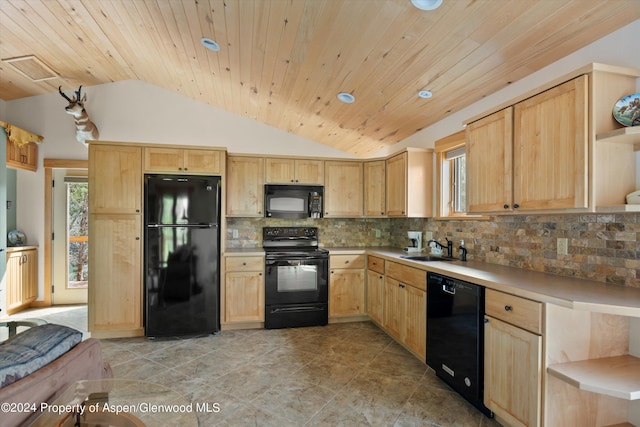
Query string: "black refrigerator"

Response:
xmin=144 ymin=174 xmax=221 ymax=337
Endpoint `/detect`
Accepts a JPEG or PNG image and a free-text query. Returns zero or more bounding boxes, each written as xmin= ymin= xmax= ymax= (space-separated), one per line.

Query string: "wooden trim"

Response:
xmin=88 ymin=140 xmax=227 ymax=152
xmin=41 ymin=159 xmax=88 ymax=308
xmin=43 ymin=159 xmax=88 ymax=169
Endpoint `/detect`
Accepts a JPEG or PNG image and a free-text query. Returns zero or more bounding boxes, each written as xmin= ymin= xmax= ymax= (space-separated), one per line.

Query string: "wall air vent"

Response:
xmin=2 ymin=55 xmax=59 ymax=81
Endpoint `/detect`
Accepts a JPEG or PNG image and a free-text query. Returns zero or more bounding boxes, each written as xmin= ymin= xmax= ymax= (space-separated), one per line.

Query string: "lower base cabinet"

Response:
xmin=484 ymin=289 xmax=543 ymax=427
xmin=6 ymin=248 xmax=37 ymax=315
xmin=366 ymin=269 xmax=384 ymax=325
xmin=223 ymin=256 xmax=264 ymax=325
xmin=88 ymin=214 xmax=143 ymax=337
xmin=380 ymin=260 xmax=427 ymax=361
xmin=329 ymin=254 xmax=365 ymax=320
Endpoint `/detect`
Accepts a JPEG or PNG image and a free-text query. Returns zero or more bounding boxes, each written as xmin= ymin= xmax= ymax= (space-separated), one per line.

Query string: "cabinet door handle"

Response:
xmin=344 ymin=260 xmax=350 ymax=264
xmin=503 ymin=204 xmax=509 ymax=209
xmin=504 ymin=305 xmax=512 ymax=311
xmin=135 ymin=237 xmax=140 ymax=240
xmin=513 ymin=204 xmax=520 ymax=209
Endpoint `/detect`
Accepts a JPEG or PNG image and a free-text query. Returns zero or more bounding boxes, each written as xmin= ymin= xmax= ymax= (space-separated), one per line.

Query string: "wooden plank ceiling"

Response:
xmin=1 ymin=0 xmax=638 ymax=157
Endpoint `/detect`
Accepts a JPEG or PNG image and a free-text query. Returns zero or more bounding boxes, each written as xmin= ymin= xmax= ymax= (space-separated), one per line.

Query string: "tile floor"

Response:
xmin=4 ymin=306 xmax=501 ymax=427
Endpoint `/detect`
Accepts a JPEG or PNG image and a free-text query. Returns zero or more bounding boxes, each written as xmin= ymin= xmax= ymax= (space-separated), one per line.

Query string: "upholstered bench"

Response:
xmin=0 ymin=324 xmax=113 ymax=426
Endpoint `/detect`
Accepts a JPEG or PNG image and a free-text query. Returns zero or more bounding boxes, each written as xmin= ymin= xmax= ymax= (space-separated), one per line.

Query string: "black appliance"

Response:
xmin=263 ymin=227 xmax=329 ymax=329
xmin=264 ymin=185 xmax=323 ymax=219
xmin=426 ymin=273 xmax=493 ymax=417
xmin=144 ymin=174 xmax=221 ymax=337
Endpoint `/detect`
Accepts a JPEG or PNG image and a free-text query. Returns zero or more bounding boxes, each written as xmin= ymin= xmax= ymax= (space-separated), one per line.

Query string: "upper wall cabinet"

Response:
xmin=226 ymin=155 xmax=264 ymax=217
xmin=324 ymin=161 xmax=363 ymax=217
xmin=6 ymin=140 xmax=37 ymax=172
xmin=265 ymin=158 xmax=324 ymax=185
xmin=364 ymin=160 xmax=386 ymax=217
xmin=144 ymin=147 xmax=222 ymax=174
xmin=466 ymin=64 xmax=640 ymax=214
xmin=386 ymin=149 xmax=433 ymax=217
xmin=89 ymin=144 xmax=142 ymax=215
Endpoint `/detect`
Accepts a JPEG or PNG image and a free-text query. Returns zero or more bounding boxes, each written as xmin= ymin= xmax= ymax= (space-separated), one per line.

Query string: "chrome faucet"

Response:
xmin=427 ymin=238 xmax=453 ymax=258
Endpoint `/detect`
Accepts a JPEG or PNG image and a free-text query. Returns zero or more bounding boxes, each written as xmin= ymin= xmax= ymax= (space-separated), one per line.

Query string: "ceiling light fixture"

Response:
xmin=337 ymin=92 xmax=355 ymax=104
xmin=418 ymin=90 xmax=433 ymax=99
xmin=411 ymin=0 xmax=443 ymax=11
xmin=200 ymin=37 xmax=220 ymax=52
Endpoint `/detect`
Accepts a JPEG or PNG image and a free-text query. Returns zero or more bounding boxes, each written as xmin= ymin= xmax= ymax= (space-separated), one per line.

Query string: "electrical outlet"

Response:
xmin=557 ymin=238 xmax=568 ymax=255
xmin=375 ymin=229 xmax=381 ymax=238
xmin=232 ymin=229 xmax=239 ymax=239
xmin=425 ymin=231 xmax=433 ymax=241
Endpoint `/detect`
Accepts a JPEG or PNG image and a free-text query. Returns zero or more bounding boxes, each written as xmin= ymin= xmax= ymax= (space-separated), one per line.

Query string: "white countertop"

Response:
xmin=223 ymin=246 xmax=640 ymax=317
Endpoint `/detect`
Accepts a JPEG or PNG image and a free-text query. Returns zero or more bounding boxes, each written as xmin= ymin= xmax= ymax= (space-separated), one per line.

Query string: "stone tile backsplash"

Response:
xmin=227 ymin=213 xmax=640 ymax=288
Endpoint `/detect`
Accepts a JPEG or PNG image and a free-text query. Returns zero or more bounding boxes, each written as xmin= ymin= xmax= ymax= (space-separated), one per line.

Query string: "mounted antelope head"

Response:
xmin=58 ymin=86 xmax=99 ymax=147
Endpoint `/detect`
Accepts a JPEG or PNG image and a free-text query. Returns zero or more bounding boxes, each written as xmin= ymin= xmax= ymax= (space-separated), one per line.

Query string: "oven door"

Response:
xmin=265 ymin=256 xmax=328 ymax=305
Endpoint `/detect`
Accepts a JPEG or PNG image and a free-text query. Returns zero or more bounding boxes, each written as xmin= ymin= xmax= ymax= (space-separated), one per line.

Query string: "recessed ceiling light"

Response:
xmin=411 ymin=0 xmax=443 ymax=11
xmin=337 ymin=92 xmax=355 ymax=103
xmin=200 ymin=37 xmax=220 ymax=52
xmin=418 ymin=90 xmax=433 ymax=99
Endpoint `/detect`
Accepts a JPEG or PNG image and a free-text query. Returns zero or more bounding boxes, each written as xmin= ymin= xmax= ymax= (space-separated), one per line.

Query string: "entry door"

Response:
xmin=52 ymin=169 xmax=88 ymax=304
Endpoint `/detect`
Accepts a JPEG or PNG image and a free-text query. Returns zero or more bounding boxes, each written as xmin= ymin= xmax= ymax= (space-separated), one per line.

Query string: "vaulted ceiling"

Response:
xmin=1 ymin=0 xmax=638 ymax=157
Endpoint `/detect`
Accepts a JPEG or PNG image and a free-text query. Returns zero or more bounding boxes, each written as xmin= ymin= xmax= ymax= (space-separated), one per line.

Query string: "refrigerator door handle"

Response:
xmin=147 ymin=223 xmax=217 ymax=228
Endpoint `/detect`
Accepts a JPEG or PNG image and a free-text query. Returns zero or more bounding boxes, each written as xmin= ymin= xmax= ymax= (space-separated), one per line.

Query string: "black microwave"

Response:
xmin=264 ymin=185 xmax=323 ymax=219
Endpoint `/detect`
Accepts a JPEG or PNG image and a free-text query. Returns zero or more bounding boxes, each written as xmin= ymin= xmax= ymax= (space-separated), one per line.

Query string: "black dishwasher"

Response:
xmin=426 ymin=273 xmax=492 ymax=417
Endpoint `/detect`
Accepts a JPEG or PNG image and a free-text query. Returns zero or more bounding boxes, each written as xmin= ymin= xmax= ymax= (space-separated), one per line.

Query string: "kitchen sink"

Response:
xmin=400 ymin=255 xmax=455 ymax=262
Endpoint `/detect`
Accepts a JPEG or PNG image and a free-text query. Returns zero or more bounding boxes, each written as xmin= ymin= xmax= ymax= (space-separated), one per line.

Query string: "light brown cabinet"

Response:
xmin=223 ymin=256 xmax=264 ymax=324
xmin=466 ymin=107 xmax=513 ymax=213
xmin=265 ymin=158 xmax=324 ymax=184
xmin=6 ymin=140 xmax=38 ymax=172
xmin=226 ymin=156 xmax=264 ymax=217
xmin=329 ymin=254 xmax=365 ymax=319
xmin=484 ymin=289 xmax=542 ymax=427
xmin=88 ymin=214 xmax=143 ymax=336
xmin=6 ymin=248 xmax=37 ymax=315
xmin=366 ymin=256 xmax=385 ymax=325
xmin=383 ymin=260 xmax=427 ymax=360
xmin=324 ymin=161 xmax=363 ymax=217
xmin=385 ymin=149 xmax=433 ymax=217
xmin=468 ymin=76 xmax=588 ymax=213
xmin=467 ymin=64 xmax=640 ymax=213
xmin=89 ymin=144 xmax=142 ymax=215
xmin=88 ymin=143 xmax=144 ymax=338
xmin=364 ymin=160 xmax=386 ymax=217
xmin=144 ymin=147 xmax=223 ymax=174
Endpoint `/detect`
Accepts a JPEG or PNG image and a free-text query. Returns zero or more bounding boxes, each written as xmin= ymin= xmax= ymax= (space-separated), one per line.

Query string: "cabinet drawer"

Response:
xmin=330 ymin=254 xmax=365 ymax=269
xmin=385 ymin=261 xmax=426 ymax=291
xmin=225 ymin=256 xmax=264 ymax=272
xmin=485 ymin=289 xmax=542 ymax=334
xmin=367 ymin=256 xmax=385 ymax=274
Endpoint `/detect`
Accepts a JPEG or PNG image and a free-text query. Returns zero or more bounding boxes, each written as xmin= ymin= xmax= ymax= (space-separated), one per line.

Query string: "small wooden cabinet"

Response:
xmin=226 ymin=156 xmax=265 ymax=217
xmin=324 ymin=161 xmax=363 ymax=217
xmin=329 ymin=254 xmax=365 ymax=319
xmin=89 ymin=144 xmax=142 ymax=215
xmin=484 ymin=289 xmax=543 ymax=427
xmin=366 ymin=256 xmax=385 ymax=325
xmin=223 ymin=256 xmax=264 ymax=325
xmin=385 ymin=149 xmax=433 ymax=217
xmin=144 ymin=147 xmax=223 ymax=174
xmin=265 ymin=158 xmax=324 ymax=184
xmin=364 ymin=160 xmax=386 ymax=217
xmin=6 ymin=248 xmax=37 ymax=315
xmin=88 ymin=143 xmax=144 ymax=338
xmin=383 ymin=260 xmax=427 ymax=360
xmin=6 ymin=140 xmax=38 ymax=172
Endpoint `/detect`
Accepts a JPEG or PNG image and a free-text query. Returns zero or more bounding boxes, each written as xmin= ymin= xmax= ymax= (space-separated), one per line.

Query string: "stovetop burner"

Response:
xmin=263 ymin=227 xmax=321 ymax=250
